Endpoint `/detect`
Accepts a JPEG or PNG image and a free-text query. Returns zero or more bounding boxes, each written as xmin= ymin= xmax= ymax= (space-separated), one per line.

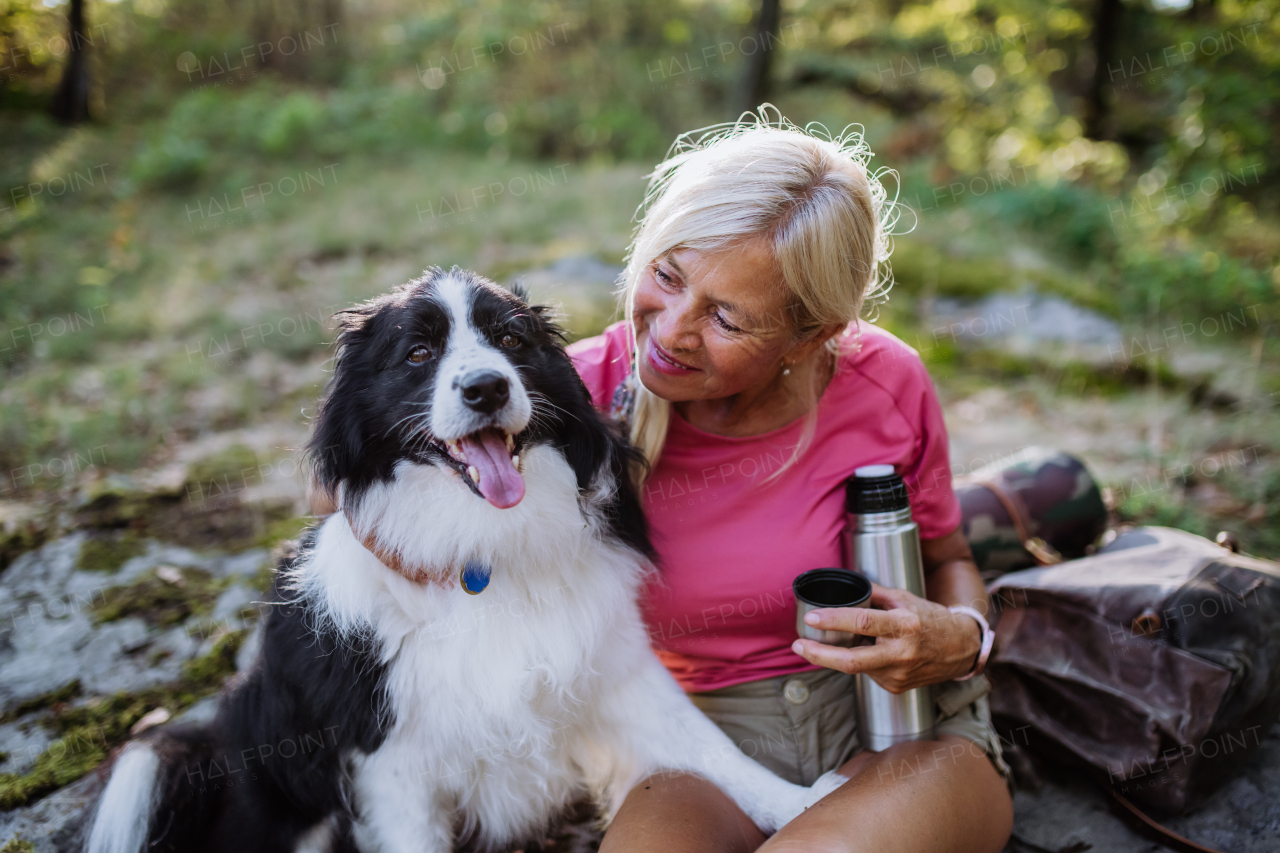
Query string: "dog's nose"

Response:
xmin=460 ymin=370 xmax=510 ymax=413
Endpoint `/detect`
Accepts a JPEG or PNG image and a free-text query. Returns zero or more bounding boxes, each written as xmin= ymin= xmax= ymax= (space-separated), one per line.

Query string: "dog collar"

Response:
xmin=346 ymin=511 xmax=492 ymax=594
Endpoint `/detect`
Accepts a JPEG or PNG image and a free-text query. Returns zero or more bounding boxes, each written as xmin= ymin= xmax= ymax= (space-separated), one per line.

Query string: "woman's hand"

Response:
xmin=790 ymin=581 xmax=982 ymax=693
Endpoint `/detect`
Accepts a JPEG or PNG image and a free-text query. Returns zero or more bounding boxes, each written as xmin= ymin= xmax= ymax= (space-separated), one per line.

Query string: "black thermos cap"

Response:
xmin=845 ymin=464 xmax=910 ymax=513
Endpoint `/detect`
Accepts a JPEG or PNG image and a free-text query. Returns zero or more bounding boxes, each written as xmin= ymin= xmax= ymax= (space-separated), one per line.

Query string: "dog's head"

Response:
xmin=308 ymin=267 xmax=647 ymax=553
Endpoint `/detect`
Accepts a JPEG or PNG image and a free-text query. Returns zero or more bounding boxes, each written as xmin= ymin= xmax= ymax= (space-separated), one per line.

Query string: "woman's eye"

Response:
xmin=654 ymin=265 xmax=677 ymax=287
xmin=406 ymin=345 xmax=432 ymax=364
xmin=500 ymin=333 xmax=520 ymax=348
xmin=713 ymin=313 xmax=742 ymax=333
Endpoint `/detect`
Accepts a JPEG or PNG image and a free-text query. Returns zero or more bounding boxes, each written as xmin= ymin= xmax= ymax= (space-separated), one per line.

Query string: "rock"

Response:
xmin=174 ymin=693 xmax=219 ymax=726
xmin=0 ymin=535 xmax=267 ymax=713
xmin=507 ymin=255 xmax=625 ymax=335
xmin=928 ymin=291 xmax=1123 ymax=351
xmin=511 ymin=255 xmax=624 ymax=304
xmin=1006 ymin=720 xmax=1280 ymax=852
xmin=234 ymin=621 xmax=264 ymax=674
xmin=0 ymin=716 xmax=54 ymax=777
xmin=0 ymin=768 xmax=102 ymax=853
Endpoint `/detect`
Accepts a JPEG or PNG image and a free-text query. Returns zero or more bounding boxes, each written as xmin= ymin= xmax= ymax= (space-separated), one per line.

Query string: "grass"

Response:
xmin=0 ymin=120 xmax=1275 ymax=568
xmin=0 ymin=140 xmax=648 ymax=489
xmin=1114 ymin=465 xmax=1280 ymax=559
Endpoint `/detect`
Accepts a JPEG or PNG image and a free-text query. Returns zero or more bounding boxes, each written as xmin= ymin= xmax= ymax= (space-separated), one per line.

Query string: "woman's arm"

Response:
xmin=922 ymin=524 xmax=989 ymax=618
xmin=790 ymin=524 xmax=985 ymax=693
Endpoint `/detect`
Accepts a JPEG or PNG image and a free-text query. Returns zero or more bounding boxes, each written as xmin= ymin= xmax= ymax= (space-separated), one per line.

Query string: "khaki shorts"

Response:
xmin=689 ymin=668 xmax=1013 ymax=791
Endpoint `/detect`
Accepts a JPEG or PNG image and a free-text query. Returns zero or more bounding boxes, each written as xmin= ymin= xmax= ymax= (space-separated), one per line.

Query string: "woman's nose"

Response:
xmin=651 ymin=303 xmax=700 ymax=352
xmin=635 ymin=271 xmax=700 ymax=350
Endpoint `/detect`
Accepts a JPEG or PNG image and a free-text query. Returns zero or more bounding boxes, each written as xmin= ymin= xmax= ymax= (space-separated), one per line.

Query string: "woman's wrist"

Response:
xmin=947 ymin=606 xmax=993 ymax=681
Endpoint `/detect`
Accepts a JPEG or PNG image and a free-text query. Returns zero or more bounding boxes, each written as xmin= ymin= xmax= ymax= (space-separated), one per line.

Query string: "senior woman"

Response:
xmin=566 ymin=113 xmax=1014 ymax=853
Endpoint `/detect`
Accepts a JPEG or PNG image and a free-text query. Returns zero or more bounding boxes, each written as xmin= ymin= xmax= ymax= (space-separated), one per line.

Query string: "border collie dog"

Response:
xmin=85 ymin=267 xmax=844 ymax=853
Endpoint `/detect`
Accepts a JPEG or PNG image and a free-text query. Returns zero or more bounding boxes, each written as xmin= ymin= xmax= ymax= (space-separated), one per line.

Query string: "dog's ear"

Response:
xmin=306 ymin=305 xmax=380 ymax=506
xmin=505 ymin=280 xmax=569 ymax=343
xmin=508 ymin=280 xmax=531 ymax=304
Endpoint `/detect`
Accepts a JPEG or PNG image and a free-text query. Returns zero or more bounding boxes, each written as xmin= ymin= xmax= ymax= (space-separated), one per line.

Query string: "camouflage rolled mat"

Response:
xmin=957 ymin=446 xmax=1107 ymax=578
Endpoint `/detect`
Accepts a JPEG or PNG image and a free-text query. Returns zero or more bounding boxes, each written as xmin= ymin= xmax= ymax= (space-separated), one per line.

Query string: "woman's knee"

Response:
xmin=787 ymin=737 xmax=1011 ymax=853
xmin=601 ymin=771 xmax=766 ymax=853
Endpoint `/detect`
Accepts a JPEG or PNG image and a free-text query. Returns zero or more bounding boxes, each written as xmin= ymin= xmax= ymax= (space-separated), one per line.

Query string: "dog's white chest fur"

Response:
xmin=299 ymin=446 xmax=658 ymax=847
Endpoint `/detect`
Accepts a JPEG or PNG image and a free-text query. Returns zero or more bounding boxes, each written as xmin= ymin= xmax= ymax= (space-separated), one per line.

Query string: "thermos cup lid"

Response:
xmin=793 ymin=568 xmax=873 ymax=608
xmin=846 ymin=465 xmax=910 ymax=513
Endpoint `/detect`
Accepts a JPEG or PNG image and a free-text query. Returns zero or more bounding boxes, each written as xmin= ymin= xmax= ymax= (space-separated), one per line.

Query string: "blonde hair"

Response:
xmin=618 ymin=104 xmax=906 ymax=487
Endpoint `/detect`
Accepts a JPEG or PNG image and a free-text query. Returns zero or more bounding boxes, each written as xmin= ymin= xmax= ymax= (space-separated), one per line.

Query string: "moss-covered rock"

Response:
xmin=75 ymin=532 xmax=146 ymax=573
xmin=0 ymin=681 xmax=82 ymax=725
xmin=91 ymin=566 xmax=229 ymax=628
xmin=255 ymin=516 xmax=311 ymax=551
xmin=0 ymin=524 xmax=49 ymax=575
xmin=0 ymin=629 xmax=246 ymax=810
xmin=184 ymin=445 xmax=261 ymax=503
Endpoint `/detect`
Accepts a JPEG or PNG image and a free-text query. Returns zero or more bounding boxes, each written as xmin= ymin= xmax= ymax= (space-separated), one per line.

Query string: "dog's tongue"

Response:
xmin=461 ymin=428 xmax=525 ymax=509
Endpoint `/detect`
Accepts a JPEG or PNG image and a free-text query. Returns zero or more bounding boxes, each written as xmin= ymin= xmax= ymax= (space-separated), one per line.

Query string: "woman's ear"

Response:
xmin=788 ymin=320 xmax=849 ymax=363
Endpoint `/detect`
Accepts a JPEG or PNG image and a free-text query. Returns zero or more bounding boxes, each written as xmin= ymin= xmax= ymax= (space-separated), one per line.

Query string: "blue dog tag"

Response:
xmin=460 ymin=560 xmax=491 ymax=595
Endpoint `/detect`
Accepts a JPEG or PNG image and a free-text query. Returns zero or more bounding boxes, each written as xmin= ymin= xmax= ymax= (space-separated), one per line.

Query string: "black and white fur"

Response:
xmin=85 ymin=267 xmax=846 ymax=853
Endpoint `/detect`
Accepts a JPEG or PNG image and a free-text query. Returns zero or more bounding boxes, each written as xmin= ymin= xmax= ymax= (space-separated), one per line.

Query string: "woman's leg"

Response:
xmin=600 ymin=771 xmax=767 ymax=853
xmin=761 ymin=735 xmax=1012 ymax=853
xmin=599 ymin=735 xmax=1011 ymax=853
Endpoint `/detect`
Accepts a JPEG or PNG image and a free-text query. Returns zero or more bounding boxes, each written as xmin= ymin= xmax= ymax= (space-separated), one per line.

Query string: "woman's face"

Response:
xmin=631 ymin=239 xmax=800 ymax=403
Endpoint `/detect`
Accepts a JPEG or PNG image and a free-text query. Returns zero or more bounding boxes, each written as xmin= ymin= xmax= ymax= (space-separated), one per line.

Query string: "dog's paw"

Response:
xmin=755 ymin=770 xmax=850 ymax=831
xmin=803 ymin=769 xmax=850 ymax=808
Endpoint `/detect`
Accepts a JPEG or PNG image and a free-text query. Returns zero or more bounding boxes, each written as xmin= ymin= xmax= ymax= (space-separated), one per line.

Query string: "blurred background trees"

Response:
xmin=3 ymin=0 xmax=1274 ymax=313
xmin=0 ymin=0 xmax=1277 ymax=549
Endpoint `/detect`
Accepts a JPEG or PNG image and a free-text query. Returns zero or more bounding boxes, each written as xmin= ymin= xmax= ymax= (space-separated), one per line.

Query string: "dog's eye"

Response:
xmin=500 ymin=334 xmax=520 ymax=349
xmin=406 ymin=345 xmax=433 ymax=364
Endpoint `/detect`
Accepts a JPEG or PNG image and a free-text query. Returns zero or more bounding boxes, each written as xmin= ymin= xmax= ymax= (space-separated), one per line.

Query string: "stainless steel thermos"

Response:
xmin=843 ymin=464 xmax=936 ymax=751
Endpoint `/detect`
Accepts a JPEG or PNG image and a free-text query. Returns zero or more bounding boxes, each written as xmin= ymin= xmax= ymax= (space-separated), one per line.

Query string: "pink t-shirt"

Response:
xmin=567 ymin=320 xmax=961 ymax=692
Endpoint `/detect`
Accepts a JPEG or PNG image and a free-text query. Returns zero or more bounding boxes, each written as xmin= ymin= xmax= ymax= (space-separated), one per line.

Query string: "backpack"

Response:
xmin=986 ymin=526 xmax=1280 ymax=825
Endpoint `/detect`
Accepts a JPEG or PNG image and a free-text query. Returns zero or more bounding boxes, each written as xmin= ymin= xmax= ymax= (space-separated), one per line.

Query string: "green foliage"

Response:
xmin=973 ymin=182 xmax=1120 ymax=262
xmin=1113 ymin=244 xmax=1276 ymax=325
xmin=258 ymin=92 xmax=327 ymax=155
xmin=131 ymin=134 xmax=212 ymax=190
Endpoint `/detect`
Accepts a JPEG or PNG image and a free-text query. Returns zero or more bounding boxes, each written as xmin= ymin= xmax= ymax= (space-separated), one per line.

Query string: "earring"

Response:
xmin=781 ymin=360 xmax=791 ymax=376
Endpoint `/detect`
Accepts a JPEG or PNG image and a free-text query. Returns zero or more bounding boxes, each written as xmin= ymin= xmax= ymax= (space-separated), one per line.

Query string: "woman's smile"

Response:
xmin=645 ymin=332 xmax=701 ymax=375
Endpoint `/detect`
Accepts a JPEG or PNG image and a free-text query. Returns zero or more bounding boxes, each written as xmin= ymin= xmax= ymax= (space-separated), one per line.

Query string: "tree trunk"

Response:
xmin=740 ymin=0 xmax=781 ymax=115
xmin=1084 ymin=0 xmax=1121 ymax=140
xmin=51 ymin=0 xmax=90 ymax=124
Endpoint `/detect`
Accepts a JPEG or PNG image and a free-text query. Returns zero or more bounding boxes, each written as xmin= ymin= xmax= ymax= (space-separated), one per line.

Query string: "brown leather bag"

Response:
xmin=985 ymin=526 xmax=1280 ymax=820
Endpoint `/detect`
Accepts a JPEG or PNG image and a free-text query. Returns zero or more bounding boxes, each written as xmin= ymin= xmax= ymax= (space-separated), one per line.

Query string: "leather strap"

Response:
xmin=1108 ymin=787 xmax=1226 ymax=853
xmin=975 ymin=479 xmax=1063 ymax=566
